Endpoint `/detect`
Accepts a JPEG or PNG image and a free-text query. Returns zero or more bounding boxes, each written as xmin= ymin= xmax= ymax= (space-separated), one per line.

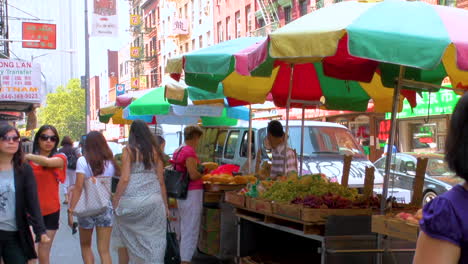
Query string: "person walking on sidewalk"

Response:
xmin=112 ymin=120 xmax=169 ymax=264
xmin=172 ymin=126 xmax=204 ymax=264
xmin=24 ymin=125 xmax=67 ymax=264
xmin=67 ymin=131 xmax=119 ymax=264
xmin=0 ymin=124 xmax=50 ymax=264
xmin=58 ymin=136 xmax=81 ymax=205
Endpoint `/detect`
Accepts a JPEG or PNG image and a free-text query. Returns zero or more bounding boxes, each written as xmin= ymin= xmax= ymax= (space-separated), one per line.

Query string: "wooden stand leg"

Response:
xmin=341 ymin=155 xmax=352 ymax=187
xmin=410 ymin=157 xmax=428 ymax=206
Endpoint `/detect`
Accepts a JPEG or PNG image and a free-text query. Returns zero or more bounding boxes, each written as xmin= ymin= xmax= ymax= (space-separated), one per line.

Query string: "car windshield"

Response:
xmin=261 ymin=126 xmax=365 ymax=159
xmin=427 ymin=158 xmax=455 ymax=177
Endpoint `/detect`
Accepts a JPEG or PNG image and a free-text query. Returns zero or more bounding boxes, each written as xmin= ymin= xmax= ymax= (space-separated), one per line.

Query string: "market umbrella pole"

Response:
xmin=300 ymin=106 xmax=305 ymax=176
xmin=248 ymin=104 xmax=253 ymax=173
xmin=380 ymin=65 xmax=405 ymax=215
xmin=284 ymin=64 xmax=294 ymax=175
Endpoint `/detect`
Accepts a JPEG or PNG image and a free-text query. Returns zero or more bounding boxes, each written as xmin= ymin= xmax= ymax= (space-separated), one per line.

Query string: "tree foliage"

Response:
xmin=37 ymin=79 xmax=86 ymax=142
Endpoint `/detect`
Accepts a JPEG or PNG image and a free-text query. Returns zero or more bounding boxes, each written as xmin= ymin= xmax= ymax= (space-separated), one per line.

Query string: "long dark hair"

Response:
xmin=84 ymin=131 xmax=120 ymax=176
xmin=0 ymin=124 xmax=23 ymax=171
xmin=128 ymin=120 xmax=163 ymax=170
xmin=32 ymin=125 xmax=60 ymax=157
xmin=445 ymin=93 xmax=468 ymax=181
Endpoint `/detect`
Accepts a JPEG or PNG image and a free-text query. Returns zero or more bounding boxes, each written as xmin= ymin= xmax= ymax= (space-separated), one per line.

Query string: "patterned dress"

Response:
xmin=113 ymin=162 xmax=166 ymax=264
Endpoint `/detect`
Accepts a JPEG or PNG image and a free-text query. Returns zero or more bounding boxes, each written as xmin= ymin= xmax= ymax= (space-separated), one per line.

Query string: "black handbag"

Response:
xmin=164 ymin=147 xmax=190 ymax=199
xmin=164 ymin=221 xmax=181 ymax=264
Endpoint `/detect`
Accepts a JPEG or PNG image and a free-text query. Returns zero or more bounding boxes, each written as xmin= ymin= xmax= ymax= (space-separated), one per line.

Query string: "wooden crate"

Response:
xmin=204 ymin=183 xmax=245 ymax=192
xmin=302 ymin=208 xmax=372 ymax=223
xmin=247 ymin=198 xmax=273 ymax=214
xmin=372 ymin=215 xmax=419 ymax=242
xmin=272 ymin=203 xmax=302 ymax=221
xmin=204 ymin=191 xmax=223 ymax=203
xmin=224 ymin=191 xmax=245 ymax=208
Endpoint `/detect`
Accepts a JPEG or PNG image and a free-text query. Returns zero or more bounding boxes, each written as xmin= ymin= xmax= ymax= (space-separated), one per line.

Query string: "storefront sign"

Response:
xmin=116 ymin=84 xmax=125 ymax=96
xmin=91 ymin=0 xmax=118 ymax=37
xmin=140 ymin=75 xmax=148 ymax=89
xmin=130 ymin=15 xmax=142 ymax=26
xmin=0 ymin=59 xmax=41 ymax=103
xmin=130 ymin=47 xmax=141 ymax=58
xmin=172 ymin=19 xmax=188 ymax=35
xmin=385 ymin=90 xmax=461 ymax=119
xmin=22 ymin=22 xmax=56 ymax=49
xmin=131 ymin=77 xmax=139 ymax=89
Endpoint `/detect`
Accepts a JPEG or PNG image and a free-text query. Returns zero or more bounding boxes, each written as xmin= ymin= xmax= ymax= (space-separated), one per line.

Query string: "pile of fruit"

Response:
xmin=259 ymin=173 xmax=358 ymax=202
xmin=292 ymin=194 xmax=381 ymax=209
xmin=201 ymin=162 xmax=257 ymax=185
xmin=394 ymin=209 xmax=423 ymax=225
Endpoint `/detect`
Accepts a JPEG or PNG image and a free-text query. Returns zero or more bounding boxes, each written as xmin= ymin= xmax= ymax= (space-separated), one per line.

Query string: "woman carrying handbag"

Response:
xmin=67 ymin=131 xmax=120 ymax=264
xmin=112 ymin=120 xmax=170 ymax=264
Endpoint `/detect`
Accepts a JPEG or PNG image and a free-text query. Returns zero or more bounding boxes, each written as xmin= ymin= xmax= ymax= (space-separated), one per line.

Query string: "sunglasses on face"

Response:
xmin=39 ymin=135 xmax=58 ymax=142
xmin=0 ymin=136 xmax=20 ymax=143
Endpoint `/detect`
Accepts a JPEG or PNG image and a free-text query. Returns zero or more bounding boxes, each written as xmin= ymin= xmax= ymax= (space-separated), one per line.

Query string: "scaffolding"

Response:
xmin=0 ymin=0 xmax=9 ymax=58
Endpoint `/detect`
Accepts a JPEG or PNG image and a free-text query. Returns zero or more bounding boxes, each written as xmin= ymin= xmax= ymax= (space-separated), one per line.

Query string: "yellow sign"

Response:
xmin=130 ymin=47 xmax=141 ymax=58
xmin=140 ymin=75 xmax=148 ymax=89
xmin=130 ymin=15 xmax=141 ymax=26
xmin=131 ymin=77 xmax=140 ymax=89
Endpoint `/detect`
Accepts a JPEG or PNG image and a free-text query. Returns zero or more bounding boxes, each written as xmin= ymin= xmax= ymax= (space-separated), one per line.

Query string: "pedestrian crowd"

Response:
xmin=0 ymin=119 xmax=205 ymax=264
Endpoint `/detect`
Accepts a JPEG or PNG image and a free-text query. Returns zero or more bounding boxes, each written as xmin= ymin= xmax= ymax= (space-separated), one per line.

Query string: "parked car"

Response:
xmin=199 ymin=120 xmax=383 ymax=188
xmin=373 ymin=153 xmax=459 ymax=205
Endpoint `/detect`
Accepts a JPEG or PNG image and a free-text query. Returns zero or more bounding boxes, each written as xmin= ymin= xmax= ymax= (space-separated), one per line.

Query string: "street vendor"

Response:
xmin=265 ymin=120 xmax=298 ymax=178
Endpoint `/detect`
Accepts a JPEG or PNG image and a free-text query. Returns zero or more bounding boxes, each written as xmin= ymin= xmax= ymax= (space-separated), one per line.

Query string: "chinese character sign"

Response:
xmin=172 ymin=19 xmax=188 ymax=35
xmin=116 ymin=84 xmax=125 ymax=96
xmin=0 ymin=59 xmax=41 ymax=103
xmin=130 ymin=47 xmax=141 ymax=58
xmin=91 ymin=0 xmax=118 ymax=37
xmin=22 ymin=23 xmax=57 ymax=49
xmin=130 ymin=15 xmax=141 ymax=26
xmin=140 ymin=76 xmax=148 ymax=89
xmin=131 ymin=78 xmax=139 ymax=89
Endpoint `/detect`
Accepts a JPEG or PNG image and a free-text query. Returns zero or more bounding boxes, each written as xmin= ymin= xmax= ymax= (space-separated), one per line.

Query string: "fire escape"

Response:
xmin=251 ymin=0 xmax=280 ymax=37
xmin=0 ymin=0 xmax=9 ymax=59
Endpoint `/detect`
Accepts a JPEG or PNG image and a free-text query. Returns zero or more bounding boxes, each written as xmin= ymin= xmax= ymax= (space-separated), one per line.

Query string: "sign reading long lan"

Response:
xmin=0 ymin=59 xmax=41 ymax=103
xmin=92 ymin=0 xmax=118 ymax=37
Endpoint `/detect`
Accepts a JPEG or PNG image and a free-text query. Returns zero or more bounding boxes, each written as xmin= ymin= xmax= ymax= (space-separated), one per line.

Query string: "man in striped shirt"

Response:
xmin=267 ymin=120 xmax=298 ymax=178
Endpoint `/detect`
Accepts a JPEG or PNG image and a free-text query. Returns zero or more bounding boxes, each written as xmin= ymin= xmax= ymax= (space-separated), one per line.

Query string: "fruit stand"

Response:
xmin=221 ymin=157 xmax=429 ymax=264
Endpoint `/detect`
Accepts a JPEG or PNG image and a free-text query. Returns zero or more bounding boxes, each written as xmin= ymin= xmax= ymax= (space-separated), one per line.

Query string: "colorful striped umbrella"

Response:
xmin=167 ymin=37 xmax=407 ymax=112
xmin=269 ymin=0 xmax=468 ymax=94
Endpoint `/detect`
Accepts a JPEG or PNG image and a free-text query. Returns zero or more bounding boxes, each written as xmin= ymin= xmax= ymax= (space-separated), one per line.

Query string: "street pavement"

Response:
xmin=48 ymin=190 xmax=222 ymax=264
xmin=49 ymin=202 xmax=119 ymax=264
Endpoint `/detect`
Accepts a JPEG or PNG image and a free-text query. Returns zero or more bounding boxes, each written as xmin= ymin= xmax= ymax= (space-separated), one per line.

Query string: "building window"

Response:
xmin=217 ymin=21 xmax=223 ymax=43
xmin=284 ymin=6 xmax=292 ymax=24
xmin=192 ymin=39 xmax=196 ymax=50
xmin=299 ymin=0 xmax=308 ymax=16
xmin=235 ymin=11 xmax=241 ymax=38
xmin=152 ymin=9 xmax=156 ymax=25
xmin=179 ymin=7 xmax=182 ymax=18
xmin=184 ymin=4 xmax=188 ymax=18
xmin=159 ymin=66 xmax=162 ymax=85
xmin=119 ymin=63 xmax=123 ymax=78
xmin=245 ymin=5 xmax=252 ymax=35
xmin=199 ymin=35 xmax=203 ymax=48
xmin=185 ymin=42 xmax=189 ymax=52
xmin=226 ymin=16 xmax=231 ymax=40
xmin=206 ymin=31 xmax=211 ymax=46
xmin=145 ymin=44 xmax=149 ymax=57
xmin=258 ymin=18 xmax=265 ymax=28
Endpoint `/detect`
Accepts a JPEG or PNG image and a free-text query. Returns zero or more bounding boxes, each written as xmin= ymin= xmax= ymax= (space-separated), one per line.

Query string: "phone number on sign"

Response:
xmin=0 ymin=93 xmax=39 ymax=100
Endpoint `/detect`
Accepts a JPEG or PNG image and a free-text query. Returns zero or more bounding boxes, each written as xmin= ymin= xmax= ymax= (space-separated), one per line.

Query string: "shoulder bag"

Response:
xmin=164 ymin=147 xmax=190 ymax=200
xmin=73 ymin=160 xmax=112 ymax=217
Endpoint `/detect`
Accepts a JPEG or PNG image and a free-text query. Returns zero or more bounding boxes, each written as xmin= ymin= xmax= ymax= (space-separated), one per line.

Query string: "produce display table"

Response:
xmin=234 ymin=207 xmax=417 ymax=264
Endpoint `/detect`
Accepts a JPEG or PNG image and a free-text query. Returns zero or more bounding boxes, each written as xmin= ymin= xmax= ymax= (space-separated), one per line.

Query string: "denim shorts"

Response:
xmin=77 ymin=207 xmax=113 ymax=229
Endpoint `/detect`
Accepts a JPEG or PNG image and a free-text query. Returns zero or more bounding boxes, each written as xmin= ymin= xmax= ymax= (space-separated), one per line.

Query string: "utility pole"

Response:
xmin=84 ymin=0 xmax=90 ymax=133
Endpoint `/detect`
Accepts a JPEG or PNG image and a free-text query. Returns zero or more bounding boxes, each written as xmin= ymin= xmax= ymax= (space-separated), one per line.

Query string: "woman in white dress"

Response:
xmin=112 ymin=120 xmax=170 ymax=264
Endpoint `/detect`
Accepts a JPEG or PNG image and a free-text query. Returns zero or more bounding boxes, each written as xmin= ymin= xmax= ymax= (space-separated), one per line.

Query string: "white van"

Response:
xmin=198 ymin=120 xmax=383 ymax=188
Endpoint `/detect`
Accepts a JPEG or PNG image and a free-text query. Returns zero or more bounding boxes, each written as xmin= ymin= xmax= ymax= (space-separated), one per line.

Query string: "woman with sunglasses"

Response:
xmin=0 ymin=124 xmax=50 ymax=264
xmin=24 ymin=125 xmax=67 ymax=264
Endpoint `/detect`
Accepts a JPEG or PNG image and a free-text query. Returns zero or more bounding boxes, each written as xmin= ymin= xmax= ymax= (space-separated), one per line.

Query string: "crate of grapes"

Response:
xmin=225 ymin=191 xmax=245 ymax=208
xmin=272 ymin=202 xmax=302 ymax=221
xmin=293 ymin=194 xmax=372 ymax=223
